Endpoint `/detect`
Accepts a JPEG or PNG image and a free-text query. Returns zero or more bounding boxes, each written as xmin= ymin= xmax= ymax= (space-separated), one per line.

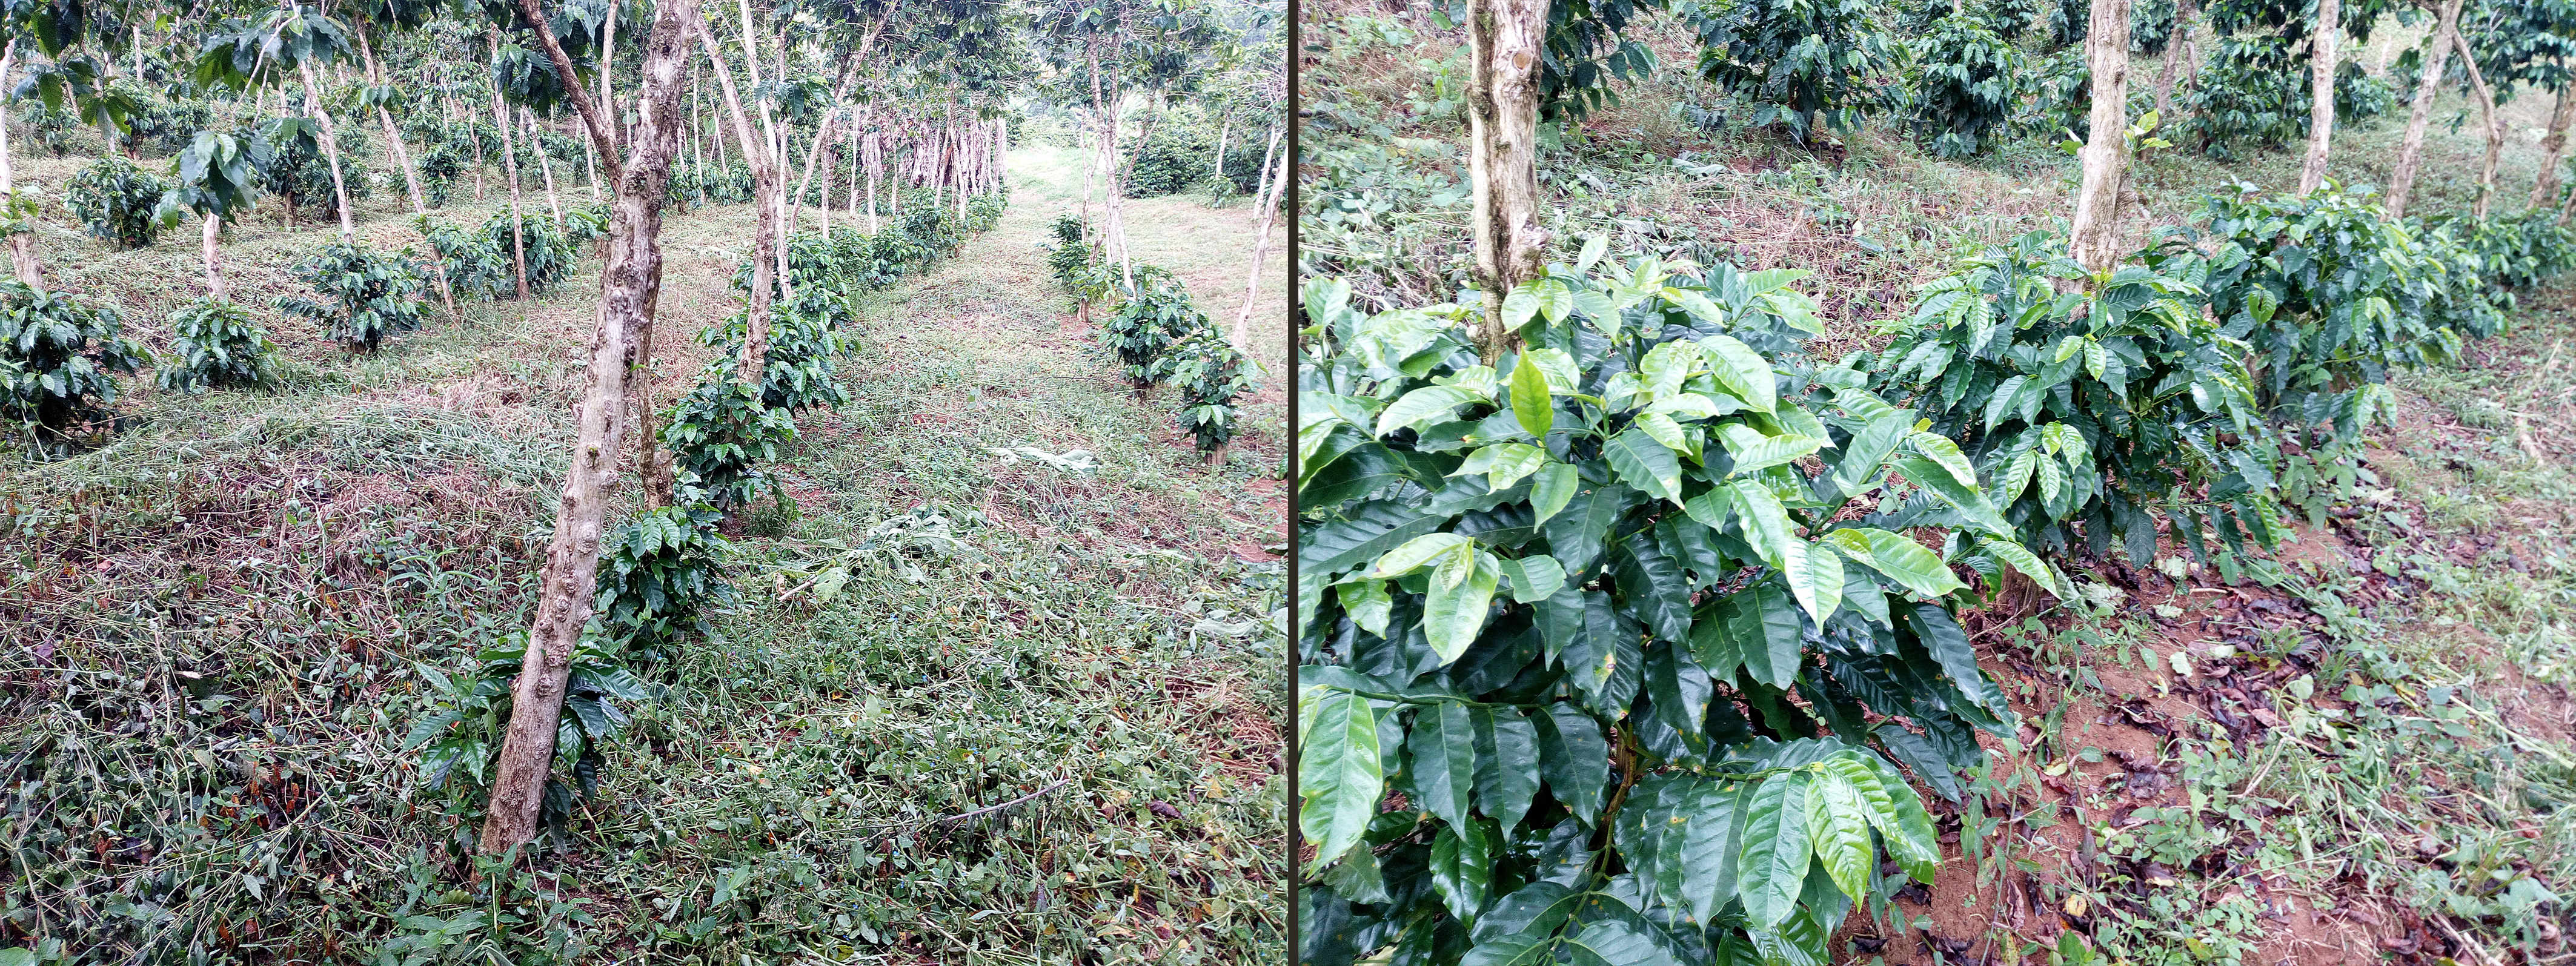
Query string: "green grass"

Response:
xmin=1 ymin=141 xmax=1284 ymax=964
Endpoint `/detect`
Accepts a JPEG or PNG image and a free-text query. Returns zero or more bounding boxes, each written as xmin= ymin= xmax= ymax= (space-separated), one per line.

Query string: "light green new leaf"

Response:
xmin=1634 ymin=412 xmax=1695 ymax=459
xmin=1662 ymin=285 xmax=1728 ymax=326
xmin=1980 ymin=538 xmax=2066 ymax=600
xmin=1378 ymin=384 xmax=1489 ymax=437
xmin=2084 ymin=339 xmax=2109 ymax=381
xmin=1821 ymin=528 xmax=1967 ymax=600
xmin=1896 ymin=456 xmax=2014 ymax=537
xmin=1455 ymin=443 xmax=1550 ymax=491
xmin=1502 ymin=285 xmax=1542 ymax=333
xmin=1908 ymin=432 xmax=1979 ymax=489
xmin=1997 ymin=448 xmax=2036 ymax=504
xmin=1639 ymin=339 xmax=1701 ymax=399
xmin=1722 ymin=425 xmax=1825 ymax=477
xmin=1524 ymin=347 xmax=1582 ymax=392
xmin=1298 ymin=690 xmax=1381 ymax=871
xmin=1982 ymin=375 xmax=2027 ymax=431
xmin=1790 ymin=541 xmax=1843 ymax=623
xmin=1728 ymin=480 xmax=1797 ymax=569
xmin=1499 ymin=554 xmax=1567 ymax=603
xmin=1335 ymin=579 xmax=1393 ymax=636
xmin=1604 ymin=428 xmax=1684 ymax=503
xmin=1424 ymin=548 xmax=1501 ymax=664
xmin=1460 ymin=933 xmax=1557 ymax=966
xmin=1856 ymin=755 xmax=1942 ymax=881
xmin=1370 ymin=532 xmax=1473 ymax=578
xmin=1698 ymin=334 xmax=1776 ymax=414
xmin=1577 ymin=233 xmax=1610 ymax=274
xmin=1529 ymin=463 xmax=1579 ymax=525
xmin=1510 ymin=356 xmax=1555 ymax=439
xmin=2036 ymin=451 xmax=2065 ymax=508
xmin=1737 ymin=771 xmax=1813 ymax=928
xmin=1533 ymin=277 xmax=1575 ymax=323
xmin=1807 ymin=765 xmax=1874 ymax=902
xmin=1681 ymin=486 xmax=1733 ymax=530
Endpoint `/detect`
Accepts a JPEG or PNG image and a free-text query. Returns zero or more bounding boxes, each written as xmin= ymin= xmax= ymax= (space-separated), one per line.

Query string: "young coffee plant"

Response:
xmin=64 ymin=154 xmax=168 ymax=248
xmin=0 ymin=282 xmax=147 ymax=454
xmin=274 ymin=241 xmax=429 ymax=352
xmin=1907 ymin=12 xmax=2027 ymax=159
xmin=417 ymin=138 xmax=471 ymax=207
xmin=1100 ymin=267 xmax=1207 ymax=392
xmin=1046 ymin=213 xmax=1091 ymax=282
xmin=589 ymin=495 xmax=736 ymax=667
xmin=404 ymin=629 xmax=655 ymax=845
xmin=2439 ymin=208 xmax=2576 ymax=291
xmin=1684 ymin=0 xmax=1900 ymax=141
xmin=1874 ymin=231 xmax=2280 ymax=571
xmin=662 ymin=370 xmax=800 ymax=509
xmin=480 ymin=211 xmax=579 ymax=296
xmin=158 ymin=297 xmax=280 ymax=394
xmin=250 ymin=117 xmax=372 ymax=223
xmin=966 ymin=191 xmax=1006 ymax=233
xmin=697 ymin=302 xmax=854 ymax=412
xmin=1153 ymin=327 xmax=1255 ymax=452
xmin=418 ymin=214 xmax=513 ymax=299
xmin=1296 ymin=250 xmax=2031 ymax=965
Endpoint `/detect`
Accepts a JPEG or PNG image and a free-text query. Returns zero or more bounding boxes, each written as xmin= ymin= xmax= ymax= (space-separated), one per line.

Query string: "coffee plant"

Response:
xmin=1874 ymin=231 xmax=2279 ymax=571
xmin=1153 ymin=327 xmax=1255 ymax=451
xmin=157 ymin=297 xmax=280 ymax=394
xmin=1684 ymin=0 xmax=1900 ymax=140
xmin=274 ymin=241 xmax=430 ymax=352
xmin=417 ymin=138 xmax=471 ymax=207
xmin=418 ymin=214 xmax=514 ymax=298
xmin=250 ymin=117 xmax=373 ymax=224
xmin=2439 ymin=209 xmax=2576 ymax=291
xmin=480 ymin=211 xmax=580 ymax=297
xmin=1046 ymin=213 xmax=1091 ymax=282
xmin=0 ymin=282 xmax=147 ymax=454
xmin=1296 ymin=250 xmax=2034 ymax=965
xmin=405 ymin=628 xmax=656 ymax=845
xmin=2179 ymin=39 xmax=2393 ymax=159
xmin=64 ymin=154 xmax=168 ymax=248
xmin=588 ymin=495 xmax=737 ymax=666
xmin=697 ymin=303 xmax=855 ymax=413
xmin=662 ymin=371 xmax=800 ymax=509
xmin=1100 ymin=267 xmax=1206 ymax=392
xmin=1906 ymin=12 xmax=2027 ymax=159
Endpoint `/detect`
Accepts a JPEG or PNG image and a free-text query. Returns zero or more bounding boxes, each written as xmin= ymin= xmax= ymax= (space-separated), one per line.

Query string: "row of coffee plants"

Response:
xmin=1295 ymin=182 xmax=2576 ymax=964
xmin=1058 ymin=220 xmax=1257 ymax=457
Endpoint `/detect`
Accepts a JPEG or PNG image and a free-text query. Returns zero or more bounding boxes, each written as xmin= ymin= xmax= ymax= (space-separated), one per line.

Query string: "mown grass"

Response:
xmin=2 ymin=133 xmax=1284 ymax=964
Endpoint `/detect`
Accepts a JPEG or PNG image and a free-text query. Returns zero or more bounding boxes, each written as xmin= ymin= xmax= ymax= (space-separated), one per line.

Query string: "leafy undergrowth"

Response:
xmin=0 ymin=147 xmax=1284 ymax=964
xmin=1844 ymin=277 xmax=2576 ymax=966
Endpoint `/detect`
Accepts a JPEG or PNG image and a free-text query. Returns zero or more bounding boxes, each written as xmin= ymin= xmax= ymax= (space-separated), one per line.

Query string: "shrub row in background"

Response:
xmin=1295 ymin=179 xmax=2576 ymax=965
xmin=1076 ymin=254 xmax=1256 ymax=455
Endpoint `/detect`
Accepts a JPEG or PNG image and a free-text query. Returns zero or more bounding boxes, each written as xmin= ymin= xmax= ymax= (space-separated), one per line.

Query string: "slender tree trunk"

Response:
xmin=695 ymin=10 xmax=781 ymax=381
xmin=1464 ymin=0 xmax=1550 ymax=363
xmin=2299 ymin=0 xmax=2339 ymax=194
xmin=479 ymin=0 xmax=695 ymax=860
xmin=581 ymin=118 xmax=605 ymax=202
xmin=528 ymin=108 xmax=568 ymax=231
xmin=866 ymin=128 xmax=881 ymax=233
xmin=0 ymin=41 xmax=39 ymax=286
xmin=490 ymin=33 xmax=533 ymax=299
xmin=2532 ymin=86 xmax=2576 ymax=210
xmin=2386 ymin=0 xmax=2460 ymax=219
xmin=201 ymin=215 xmax=224 ymax=300
xmin=1233 ymin=124 xmax=1286 ymax=349
xmin=1210 ymin=112 xmax=1230 ymax=202
xmin=602 ymin=0 xmax=620 ymax=150
xmin=359 ymin=33 xmax=462 ymax=322
xmin=297 ymin=61 xmax=359 ymax=240
xmin=2455 ymin=24 xmax=2503 ymax=219
xmin=2069 ymin=0 xmax=2134 ymax=275
xmin=473 ymin=95 xmax=489 ymax=203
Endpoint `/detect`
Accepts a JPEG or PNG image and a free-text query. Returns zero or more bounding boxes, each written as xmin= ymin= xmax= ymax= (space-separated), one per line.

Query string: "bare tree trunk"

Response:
xmin=1233 ymin=124 xmax=1286 ymax=350
xmin=2454 ymin=24 xmax=2503 ymax=219
xmin=2068 ymin=0 xmax=2134 ymax=276
xmin=865 ymin=128 xmax=881 ymax=233
xmin=581 ymin=118 xmax=606 ymax=203
xmin=695 ymin=10 xmax=781 ymax=382
xmin=297 ymin=61 xmax=359 ymax=240
xmin=0 ymin=41 xmax=39 ymax=286
xmin=1465 ymin=0 xmax=1550 ymax=363
xmin=2532 ymin=87 xmax=2576 ymax=210
xmin=359 ymin=33 xmax=462 ymax=322
xmin=2299 ymin=0 xmax=2339 ymax=194
xmin=201 ymin=215 xmax=224 ymax=300
xmin=473 ymin=91 xmax=488 ymax=202
xmin=529 ymin=108 xmax=567 ymax=231
xmin=488 ymin=34 xmax=533 ymax=299
xmin=2386 ymin=0 xmax=2460 ymax=219
xmin=1210 ymin=111 xmax=1231 ymax=202
xmin=479 ymin=0 xmax=696 ymax=861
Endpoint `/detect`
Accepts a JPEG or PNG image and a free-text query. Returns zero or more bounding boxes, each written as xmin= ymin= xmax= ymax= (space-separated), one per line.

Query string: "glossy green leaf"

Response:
xmin=1369 ymin=532 xmax=1472 ymax=578
xmin=1407 ymin=701 xmax=1478 ymax=831
xmin=1529 ymin=462 xmax=1580 ymax=526
xmin=1894 ymin=456 xmax=2014 ymax=537
xmin=1472 ymin=706 xmax=1541 ymax=835
xmin=1378 ymin=384 xmax=1487 ymax=436
xmin=1335 ymin=579 xmax=1392 ymax=637
xmin=1510 ymin=355 xmax=1555 ymax=439
xmin=1908 ymin=431 xmax=1980 ymax=489
xmin=1698 ymin=334 xmax=1776 ymax=413
xmin=1461 ymin=933 xmax=1556 ymax=966
xmin=1790 ymin=541 xmax=1843 ymax=623
xmin=1980 ymin=538 xmax=2065 ymax=600
xmin=1697 ymin=584 xmax=1803 ymax=689
xmin=1806 ymin=764 xmax=1873 ymax=902
xmin=1498 ymin=554 xmax=1567 ymax=603
xmin=1721 ymin=425 xmax=1824 ymax=477
xmin=1905 ymin=603 xmax=2003 ymax=714
xmin=1533 ymin=703 xmax=1608 ymax=824
xmin=1819 ymin=528 xmax=1966 ymax=600
xmin=1424 ymin=548 xmax=1501 ymax=665
xmin=1604 ymin=428 xmax=1683 ymax=503
xmin=1430 ymin=819 xmax=1495 ymax=922
xmin=1297 ymin=690 xmax=1381 ymax=870
xmin=1736 ymin=770 xmax=1813 ymax=928
xmin=1564 ymin=921 xmax=1681 ymax=966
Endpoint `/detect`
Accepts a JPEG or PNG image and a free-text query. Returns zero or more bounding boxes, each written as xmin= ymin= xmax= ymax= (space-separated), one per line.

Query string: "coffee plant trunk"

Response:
xmin=2454 ymin=24 xmax=2503 ymax=219
xmin=2299 ymin=0 xmax=2338 ymax=194
xmin=200 ymin=214 xmax=224 ymax=301
xmin=298 ymin=61 xmax=359 ymax=241
xmin=2069 ymin=0 xmax=2134 ymax=276
xmin=490 ymin=33 xmax=533 ymax=300
xmin=695 ymin=8 xmax=781 ymax=383
xmin=1464 ymin=0 xmax=1549 ymax=363
xmin=1232 ymin=125 xmax=1286 ymax=350
xmin=0 ymin=40 xmax=38 ymax=286
xmin=2532 ymin=89 xmax=2576 ymax=210
xmin=1210 ymin=113 xmax=1230 ymax=202
xmin=2152 ymin=0 xmax=2197 ymax=130
xmin=2386 ymin=0 xmax=2461 ymax=219
xmin=478 ymin=0 xmax=695 ymax=859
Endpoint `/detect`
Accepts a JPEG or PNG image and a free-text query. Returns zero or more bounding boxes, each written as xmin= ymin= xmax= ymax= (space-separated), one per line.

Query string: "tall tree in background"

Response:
xmin=2070 ymin=0 xmax=2133 ymax=273
xmin=1464 ymin=0 xmax=1549 ymax=362
xmin=196 ymin=5 xmax=363 ymax=240
xmin=2386 ymin=0 xmax=2464 ymax=218
xmin=479 ymin=0 xmax=696 ymax=859
xmin=354 ymin=0 xmax=466 ymax=321
xmin=693 ymin=0 xmax=784 ymax=380
xmin=2299 ymin=0 xmax=2337 ymax=193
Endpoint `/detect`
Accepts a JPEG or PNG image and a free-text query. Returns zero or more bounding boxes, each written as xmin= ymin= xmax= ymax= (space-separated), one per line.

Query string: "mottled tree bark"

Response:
xmin=1233 ymin=124 xmax=1286 ymax=351
xmin=2454 ymin=24 xmax=2502 ymax=219
xmin=2068 ymin=0 xmax=2134 ymax=275
xmin=0 ymin=41 xmax=40 ymax=286
xmin=2385 ymin=0 xmax=2461 ymax=219
xmin=2298 ymin=0 xmax=2338 ymax=194
xmin=2531 ymin=88 xmax=2575 ymax=210
xmin=695 ymin=10 xmax=782 ymax=382
xmin=1465 ymin=0 xmax=1550 ymax=363
xmin=477 ymin=0 xmax=695 ymax=859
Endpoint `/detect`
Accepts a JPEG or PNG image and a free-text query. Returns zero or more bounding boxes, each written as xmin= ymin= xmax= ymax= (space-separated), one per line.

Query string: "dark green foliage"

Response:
xmin=245 ymin=119 xmax=373 ymax=223
xmin=1538 ymin=0 xmax=1661 ymax=121
xmin=16 ymin=99 xmax=86 ymax=156
xmin=697 ymin=303 xmax=855 ymax=413
xmin=404 ymin=629 xmax=654 ymax=840
xmin=417 ymin=138 xmax=471 ymax=207
xmin=700 ymin=165 xmax=755 ymax=204
xmin=0 ymin=283 xmax=147 ymax=454
xmin=1154 ymin=328 xmax=1253 ymax=451
xmin=2440 ymin=208 xmax=2576 ymax=291
xmin=1046 ymin=213 xmax=1090 ymax=282
xmin=417 ymin=214 xmax=513 ymax=299
xmin=1685 ymin=0 xmax=1903 ymax=140
xmin=158 ymin=297 xmax=279 ymax=394
xmin=2180 ymin=38 xmax=2392 ymax=158
xmin=1907 ymin=13 xmax=2027 ymax=158
xmin=662 ymin=373 xmax=800 ymax=509
xmin=588 ymin=497 xmax=736 ymax=664
xmin=1124 ymin=123 xmax=1264 ymax=197
xmin=563 ymin=204 xmax=610 ymax=249
xmin=2047 ymin=0 xmax=2088 ymax=47
xmin=1100 ymin=268 xmax=1204 ymax=391
xmin=2132 ymin=0 xmax=2179 ymax=54
xmin=666 ymin=164 xmax=703 ymax=209
xmin=274 ymin=242 xmax=429 ymax=352
xmin=966 ymin=191 xmax=1007 ymax=233
xmin=63 ymin=155 xmax=168 ymax=248
xmin=1875 ymin=232 xmax=2279 ymax=567
xmin=128 ymin=96 xmax=216 ymax=157
xmin=1297 ymin=259 xmax=2011 ymax=966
